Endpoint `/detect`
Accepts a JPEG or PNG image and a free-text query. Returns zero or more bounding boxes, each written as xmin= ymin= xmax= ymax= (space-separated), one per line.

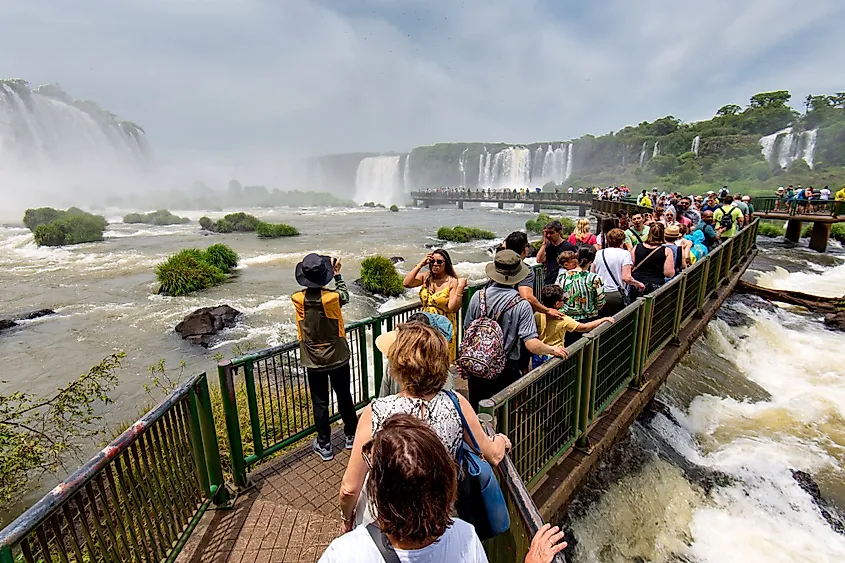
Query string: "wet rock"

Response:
xmin=175 ymin=305 xmax=241 ymax=347
xmin=824 ymin=311 xmax=845 ymax=332
xmin=389 ymin=256 xmax=405 ymax=264
xmin=0 ymin=309 xmax=56 ymax=332
xmin=791 ymin=470 xmax=845 ymax=535
xmin=0 ymin=319 xmax=17 ymax=331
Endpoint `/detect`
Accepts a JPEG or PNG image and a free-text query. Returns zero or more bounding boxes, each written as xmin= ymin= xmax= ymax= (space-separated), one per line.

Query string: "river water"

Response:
xmin=2 ymin=205 xmax=844 ymax=560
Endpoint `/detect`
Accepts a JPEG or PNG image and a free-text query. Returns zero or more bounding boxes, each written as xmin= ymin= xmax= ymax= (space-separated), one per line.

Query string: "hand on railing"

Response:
xmin=525 ymin=523 xmax=568 ymax=563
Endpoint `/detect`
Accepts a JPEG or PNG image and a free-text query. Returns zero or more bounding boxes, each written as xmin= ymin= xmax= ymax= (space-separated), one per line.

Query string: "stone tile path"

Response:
xmin=178 ymin=432 xmax=349 ymax=563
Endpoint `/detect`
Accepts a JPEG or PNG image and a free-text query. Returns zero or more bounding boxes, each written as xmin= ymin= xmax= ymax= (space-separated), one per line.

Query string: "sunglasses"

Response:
xmin=430 ymin=259 xmax=445 ymax=265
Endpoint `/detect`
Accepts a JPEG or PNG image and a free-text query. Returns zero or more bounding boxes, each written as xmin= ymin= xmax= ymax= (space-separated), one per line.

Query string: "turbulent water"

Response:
xmin=570 ymin=240 xmax=845 ymax=563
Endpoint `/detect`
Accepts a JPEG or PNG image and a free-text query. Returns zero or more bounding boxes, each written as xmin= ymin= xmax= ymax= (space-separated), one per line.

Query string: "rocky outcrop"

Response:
xmin=824 ymin=311 xmax=845 ymax=332
xmin=0 ymin=309 xmax=56 ymax=332
xmin=389 ymin=256 xmax=405 ymax=264
xmin=175 ymin=305 xmax=241 ymax=347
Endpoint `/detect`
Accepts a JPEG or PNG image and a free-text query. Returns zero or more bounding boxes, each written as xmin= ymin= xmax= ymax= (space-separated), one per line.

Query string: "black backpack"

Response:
xmin=718 ymin=207 xmax=734 ymax=230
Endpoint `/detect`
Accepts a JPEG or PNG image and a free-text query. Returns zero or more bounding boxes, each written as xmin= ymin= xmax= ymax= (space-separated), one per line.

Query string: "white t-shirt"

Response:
xmin=821 ymin=188 xmax=831 ymax=200
xmin=318 ymin=519 xmax=488 ymax=563
xmin=593 ymin=247 xmax=633 ymax=292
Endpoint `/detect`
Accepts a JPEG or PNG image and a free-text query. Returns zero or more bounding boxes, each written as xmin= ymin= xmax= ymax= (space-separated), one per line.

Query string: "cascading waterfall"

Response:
xmin=565 ymin=142 xmax=574 ymax=181
xmin=0 ymin=79 xmax=150 ymax=194
xmin=490 ymin=147 xmax=532 ymax=189
xmin=542 ymin=143 xmax=568 ymax=184
xmin=691 ymin=136 xmax=700 ymax=156
xmin=403 ymin=154 xmax=411 ymax=193
xmin=533 ymin=146 xmax=545 ymax=183
xmin=639 ymin=141 xmax=648 ymax=167
xmin=652 ymin=141 xmax=660 ymax=158
xmin=458 ymin=148 xmax=469 ymax=189
xmin=759 ymin=127 xmax=819 ymax=169
xmin=354 ymin=155 xmax=403 ymax=205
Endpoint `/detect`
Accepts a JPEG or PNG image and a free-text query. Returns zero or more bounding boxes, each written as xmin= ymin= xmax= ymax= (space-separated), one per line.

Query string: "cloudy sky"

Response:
xmin=3 ymin=0 xmax=844 ymax=160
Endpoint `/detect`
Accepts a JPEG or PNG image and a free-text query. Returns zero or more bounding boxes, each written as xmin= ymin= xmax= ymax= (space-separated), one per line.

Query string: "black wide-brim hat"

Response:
xmin=295 ymin=253 xmax=335 ymax=288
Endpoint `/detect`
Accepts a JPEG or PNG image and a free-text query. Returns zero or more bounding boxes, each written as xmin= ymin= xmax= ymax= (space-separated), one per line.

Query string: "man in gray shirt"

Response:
xmin=463 ymin=250 xmax=568 ymax=410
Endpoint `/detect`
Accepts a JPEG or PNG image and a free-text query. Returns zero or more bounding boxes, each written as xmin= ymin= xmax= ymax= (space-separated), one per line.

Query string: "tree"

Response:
xmin=716 ymin=104 xmax=741 ymax=117
xmin=1 ymin=353 xmax=126 ymax=516
xmin=749 ymin=90 xmax=791 ymax=109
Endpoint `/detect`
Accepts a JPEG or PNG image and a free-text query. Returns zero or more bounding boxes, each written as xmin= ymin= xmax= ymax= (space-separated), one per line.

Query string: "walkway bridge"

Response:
xmin=410 ymin=190 xmax=594 ymax=215
xmin=0 ymin=203 xmax=761 ymax=563
xmin=748 ymin=196 xmax=844 ymax=252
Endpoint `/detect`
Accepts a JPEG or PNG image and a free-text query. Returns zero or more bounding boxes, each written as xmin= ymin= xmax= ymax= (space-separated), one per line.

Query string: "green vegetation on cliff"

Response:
xmin=525 ymin=214 xmax=575 ymax=235
xmin=23 ymin=207 xmax=108 ymax=247
xmin=123 ymin=210 xmax=191 ymax=225
xmin=155 ymin=244 xmax=239 ymax=296
xmin=437 ymin=226 xmax=496 ymax=242
xmin=360 ymin=256 xmax=405 ymax=297
xmin=757 ymin=222 xmax=786 ymax=238
xmin=199 ymin=212 xmax=261 ymax=233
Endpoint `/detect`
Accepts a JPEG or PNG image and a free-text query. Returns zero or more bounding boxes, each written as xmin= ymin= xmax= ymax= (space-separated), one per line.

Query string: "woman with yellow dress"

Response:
xmin=402 ymin=249 xmax=467 ymax=362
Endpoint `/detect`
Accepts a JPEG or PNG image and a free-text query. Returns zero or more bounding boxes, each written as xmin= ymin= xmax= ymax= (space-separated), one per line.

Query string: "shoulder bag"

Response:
xmin=445 ymin=391 xmax=510 ymax=541
xmin=601 ymin=250 xmax=632 ymax=307
xmin=366 ymin=524 xmax=401 ymax=563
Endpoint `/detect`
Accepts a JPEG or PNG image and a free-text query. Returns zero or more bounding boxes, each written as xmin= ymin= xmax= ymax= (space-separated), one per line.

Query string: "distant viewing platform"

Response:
xmin=410 ymin=189 xmax=594 ymax=214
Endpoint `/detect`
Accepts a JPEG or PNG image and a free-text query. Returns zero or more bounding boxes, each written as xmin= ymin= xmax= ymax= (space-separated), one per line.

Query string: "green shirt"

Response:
xmin=554 ymin=270 xmax=606 ymax=321
xmin=713 ymin=205 xmax=744 ymax=237
xmin=625 ymin=225 xmax=650 ymax=247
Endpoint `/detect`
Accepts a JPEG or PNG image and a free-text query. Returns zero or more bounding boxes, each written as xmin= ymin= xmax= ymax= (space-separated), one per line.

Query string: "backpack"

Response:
xmin=718 ymin=207 xmax=734 ymax=230
xmin=457 ymin=290 xmax=523 ymax=380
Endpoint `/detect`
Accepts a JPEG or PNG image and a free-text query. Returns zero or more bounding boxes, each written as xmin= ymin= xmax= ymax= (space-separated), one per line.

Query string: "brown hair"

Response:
xmin=556 ymin=250 xmax=577 ymax=268
xmin=605 ymin=228 xmax=625 ymax=248
xmin=645 ymin=222 xmax=665 ymax=245
xmin=366 ymin=414 xmax=457 ymax=544
xmin=387 ymin=322 xmax=449 ymax=396
xmin=540 ymin=284 xmax=564 ymax=308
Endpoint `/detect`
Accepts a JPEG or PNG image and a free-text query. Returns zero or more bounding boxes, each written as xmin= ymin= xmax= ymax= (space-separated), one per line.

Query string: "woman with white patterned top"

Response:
xmin=338 ymin=321 xmax=511 ymax=533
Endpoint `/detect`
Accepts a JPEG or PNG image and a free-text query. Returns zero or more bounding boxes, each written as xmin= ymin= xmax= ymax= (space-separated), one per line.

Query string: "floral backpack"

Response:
xmin=457 ymin=290 xmax=523 ymax=380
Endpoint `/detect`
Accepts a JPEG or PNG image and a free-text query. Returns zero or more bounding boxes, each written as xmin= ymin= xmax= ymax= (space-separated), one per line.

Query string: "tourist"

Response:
xmin=713 ymin=195 xmax=744 ymax=238
xmin=568 ymin=218 xmax=598 ymax=247
xmin=292 ymin=254 xmax=359 ymax=461
xmin=820 ymin=186 xmax=831 ymax=201
xmin=595 ymin=216 xmax=619 ymax=250
xmin=630 ymin=223 xmax=675 ymax=298
xmin=742 ymin=195 xmax=755 ymax=220
xmin=462 ymin=250 xmax=567 ymax=409
xmin=696 ymin=210 xmax=720 ymax=250
xmin=536 ymin=220 xmax=576 ymax=286
xmin=678 ymin=197 xmax=700 ymax=225
xmin=663 ymin=224 xmax=688 ymax=274
xmin=555 ymin=246 xmax=606 ymax=345
xmin=733 ymin=193 xmax=749 ymax=219
xmin=663 ymin=209 xmax=681 ymax=230
xmin=625 ymin=212 xmax=651 ymax=248
xmin=531 ymin=285 xmax=614 ymax=368
xmin=640 ymin=191 xmax=653 ymax=208
xmin=684 ymin=224 xmax=709 ymax=264
xmin=503 ymin=231 xmax=565 ymax=319
xmin=701 ymin=192 xmax=720 ymax=213
xmin=593 ymin=228 xmax=645 ymax=315
xmin=775 ymin=186 xmax=786 ymax=210
xmin=616 ymin=209 xmax=629 ymax=231
xmin=403 ymin=249 xmax=467 ymax=362
xmin=835 ymin=186 xmax=845 ymax=201
xmin=378 ymin=312 xmax=454 ymax=397
xmin=340 ymin=323 xmax=511 ymax=530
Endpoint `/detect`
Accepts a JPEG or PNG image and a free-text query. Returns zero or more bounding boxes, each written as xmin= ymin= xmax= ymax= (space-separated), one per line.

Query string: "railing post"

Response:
xmin=673 ymin=274 xmax=687 ymax=339
xmin=217 ymin=361 xmax=249 ymax=488
xmin=242 ymin=362 xmax=264 ymax=460
xmin=357 ymin=325 xmax=370 ymax=399
xmin=186 ymin=387 xmax=212 ymax=499
xmin=638 ymin=295 xmax=654 ymax=378
xmin=372 ymin=320 xmax=384 ymax=397
xmin=577 ymin=340 xmax=593 ymax=450
xmin=697 ymin=257 xmax=710 ymax=314
xmin=0 ymin=547 xmax=13 ymax=563
xmin=195 ymin=374 xmax=230 ymax=505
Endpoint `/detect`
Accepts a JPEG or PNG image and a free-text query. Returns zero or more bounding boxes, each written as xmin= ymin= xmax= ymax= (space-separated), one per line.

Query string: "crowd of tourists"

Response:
xmin=290 ymin=184 xmax=761 ymax=561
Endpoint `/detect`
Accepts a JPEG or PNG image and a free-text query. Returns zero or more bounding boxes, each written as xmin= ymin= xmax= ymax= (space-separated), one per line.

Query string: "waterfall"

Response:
xmin=354 ymin=156 xmax=403 ymax=205
xmin=458 ymin=148 xmax=468 ymax=189
xmin=639 ymin=141 xmax=647 ymax=167
xmin=403 ymin=154 xmax=411 ymax=192
xmin=0 ymin=79 xmax=149 ymax=192
xmin=652 ymin=141 xmax=660 ymax=158
xmin=533 ymin=146 xmax=545 ymax=183
xmin=490 ymin=147 xmax=531 ymax=189
xmin=759 ymin=127 xmax=819 ymax=169
xmin=691 ymin=136 xmax=700 ymax=156
xmin=564 ymin=142 xmax=574 ymax=181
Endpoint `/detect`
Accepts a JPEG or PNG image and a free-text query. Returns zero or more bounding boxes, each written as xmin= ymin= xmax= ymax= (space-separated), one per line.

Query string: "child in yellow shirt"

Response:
xmin=532 ymin=285 xmax=615 ymax=369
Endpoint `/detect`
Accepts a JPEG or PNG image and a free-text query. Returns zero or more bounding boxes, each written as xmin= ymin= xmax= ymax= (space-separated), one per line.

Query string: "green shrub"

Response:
xmin=389 ymin=205 xmax=399 ymax=212
xmin=32 ymin=215 xmax=107 ymax=247
xmin=23 ymin=207 xmax=63 ymax=231
xmin=223 ymin=212 xmax=261 ymax=232
xmin=757 ymin=222 xmax=785 ymax=238
xmin=255 ymin=222 xmax=300 ymax=238
xmin=831 ymin=223 xmax=845 ymax=243
xmin=154 ymin=244 xmax=239 ymax=296
xmin=123 ymin=210 xmax=190 ymax=225
xmin=525 ymin=213 xmax=575 ymax=235
xmin=199 ymin=216 xmax=215 ymax=231
xmin=203 ymin=244 xmax=240 ymax=273
xmin=360 ymin=256 xmax=405 ymax=297
xmin=437 ymin=226 xmax=496 ymax=242
xmin=215 ymin=219 xmax=234 ymax=233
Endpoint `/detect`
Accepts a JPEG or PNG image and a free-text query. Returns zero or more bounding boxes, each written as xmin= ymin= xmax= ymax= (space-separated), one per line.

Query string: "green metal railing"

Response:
xmin=478 ymin=210 xmax=759 ymax=491
xmin=0 ymin=373 xmax=226 ymax=563
xmin=752 ymin=195 xmax=845 ymax=216
xmin=410 ymin=190 xmax=595 ymax=204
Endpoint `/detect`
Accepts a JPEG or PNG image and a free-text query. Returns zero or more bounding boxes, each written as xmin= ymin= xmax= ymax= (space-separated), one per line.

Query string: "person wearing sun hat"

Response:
xmin=291 ymin=253 xmax=358 ymax=462
xmin=461 ymin=250 xmax=567 ymax=410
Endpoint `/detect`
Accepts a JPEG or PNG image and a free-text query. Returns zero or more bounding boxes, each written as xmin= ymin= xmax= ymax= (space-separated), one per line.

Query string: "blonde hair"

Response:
xmin=387 ymin=322 xmax=449 ymax=396
xmin=573 ymin=218 xmax=592 ymax=241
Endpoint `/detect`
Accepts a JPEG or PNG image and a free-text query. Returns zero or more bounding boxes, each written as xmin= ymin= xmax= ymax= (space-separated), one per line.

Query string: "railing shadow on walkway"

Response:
xmin=1 ymin=198 xmax=759 ymax=563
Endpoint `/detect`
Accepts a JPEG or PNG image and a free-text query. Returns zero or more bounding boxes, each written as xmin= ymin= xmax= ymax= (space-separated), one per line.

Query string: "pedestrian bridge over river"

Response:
xmin=0 ymin=202 xmax=761 ymax=563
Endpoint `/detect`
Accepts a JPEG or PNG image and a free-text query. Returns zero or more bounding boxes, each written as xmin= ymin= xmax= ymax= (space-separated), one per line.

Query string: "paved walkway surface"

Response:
xmin=178 ymin=432 xmax=349 ymax=563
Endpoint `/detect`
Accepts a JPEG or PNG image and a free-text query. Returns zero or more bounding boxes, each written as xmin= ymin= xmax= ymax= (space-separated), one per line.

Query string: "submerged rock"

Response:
xmin=824 ymin=311 xmax=845 ymax=332
xmin=791 ymin=470 xmax=845 ymax=535
xmin=0 ymin=309 xmax=56 ymax=332
xmin=175 ymin=305 xmax=241 ymax=347
xmin=389 ymin=256 xmax=405 ymax=264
